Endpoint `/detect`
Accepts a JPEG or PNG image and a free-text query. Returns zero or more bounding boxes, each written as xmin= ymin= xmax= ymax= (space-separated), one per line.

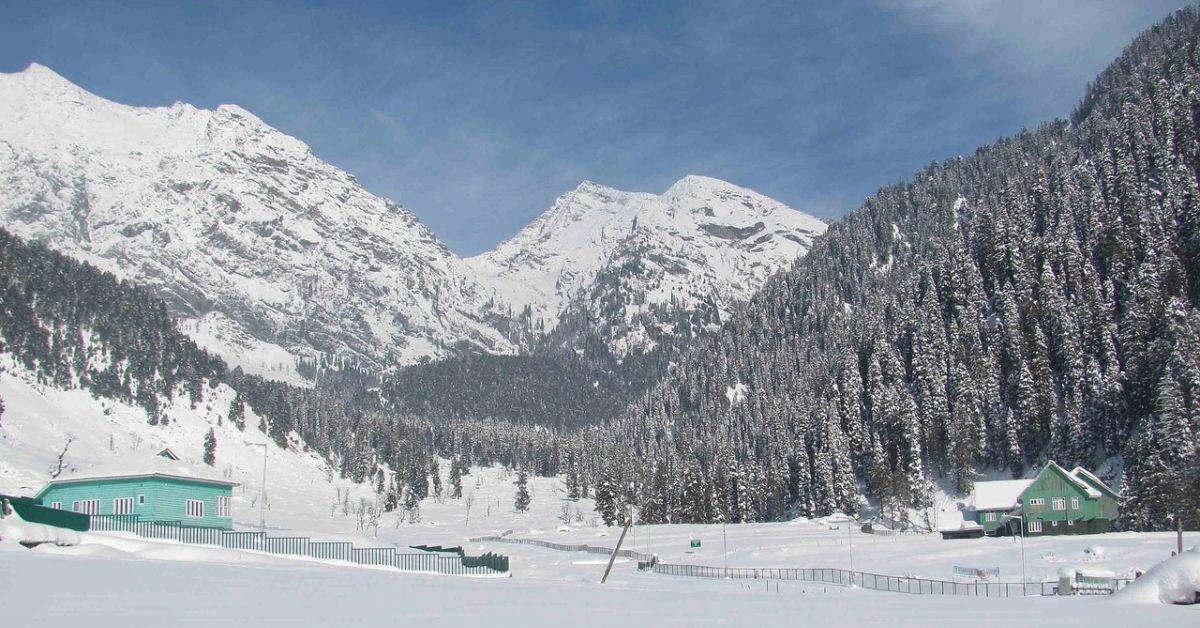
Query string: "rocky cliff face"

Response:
xmin=0 ymin=63 xmax=826 ymax=380
xmin=0 ymin=64 xmax=514 ymax=381
xmin=469 ymin=175 xmax=827 ymax=355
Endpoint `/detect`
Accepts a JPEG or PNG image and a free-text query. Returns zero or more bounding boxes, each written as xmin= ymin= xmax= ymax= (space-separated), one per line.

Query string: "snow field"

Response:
xmin=2 ymin=356 xmax=1197 ymax=625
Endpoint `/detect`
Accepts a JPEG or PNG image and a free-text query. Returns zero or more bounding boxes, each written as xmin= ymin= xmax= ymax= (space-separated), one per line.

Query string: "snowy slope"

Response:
xmin=468 ymin=176 xmax=827 ymax=353
xmin=0 ymin=64 xmax=513 ymax=375
xmin=0 ymin=352 xmax=349 ymax=531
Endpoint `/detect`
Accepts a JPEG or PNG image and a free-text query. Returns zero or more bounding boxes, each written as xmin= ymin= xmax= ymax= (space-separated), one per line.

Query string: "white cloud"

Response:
xmin=876 ymin=0 xmax=1183 ymax=118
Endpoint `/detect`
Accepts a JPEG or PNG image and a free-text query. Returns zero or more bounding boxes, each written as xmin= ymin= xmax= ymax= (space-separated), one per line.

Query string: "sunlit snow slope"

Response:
xmin=468 ymin=176 xmax=827 ymax=353
xmin=0 ymin=64 xmax=514 ymax=376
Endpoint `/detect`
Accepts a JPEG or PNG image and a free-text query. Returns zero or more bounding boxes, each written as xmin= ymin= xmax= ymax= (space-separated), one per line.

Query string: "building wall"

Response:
xmin=37 ymin=477 xmax=233 ymax=529
xmin=1018 ymin=465 xmax=1117 ymax=536
xmin=972 ymin=509 xmax=1009 ymax=533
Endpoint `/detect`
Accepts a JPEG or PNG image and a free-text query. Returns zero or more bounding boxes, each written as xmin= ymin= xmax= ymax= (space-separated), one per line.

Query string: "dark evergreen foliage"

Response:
xmin=576 ymin=8 xmax=1200 ymax=531
xmin=203 ymin=428 xmax=217 ymax=466
xmin=513 ymin=469 xmax=531 ymax=512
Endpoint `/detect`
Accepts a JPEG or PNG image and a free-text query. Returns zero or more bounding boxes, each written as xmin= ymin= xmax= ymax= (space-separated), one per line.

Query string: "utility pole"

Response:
xmin=601 ymin=511 xmax=633 ymax=584
xmin=722 ymin=520 xmax=729 ymax=578
xmin=1177 ymin=514 xmax=1184 ymax=556
xmin=244 ymin=441 xmax=268 ymax=533
xmin=847 ymin=516 xmax=855 ymax=585
xmin=1017 ymin=515 xmax=1027 ymax=595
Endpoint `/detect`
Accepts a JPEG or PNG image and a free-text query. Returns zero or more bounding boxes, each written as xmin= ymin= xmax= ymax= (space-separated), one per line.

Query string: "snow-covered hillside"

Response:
xmin=468 ymin=176 xmax=826 ymax=353
xmin=0 ymin=64 xmax=827 ymax=376
xmin=0 ymin=64 xmax=514 ymax=376
xmin=0 ymin=352 xmax=347 ymax=529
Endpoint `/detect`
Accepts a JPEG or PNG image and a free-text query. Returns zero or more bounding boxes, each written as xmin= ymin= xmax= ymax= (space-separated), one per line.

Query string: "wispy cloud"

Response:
xmin=875 ymin=0 xmax=1183 ymax=119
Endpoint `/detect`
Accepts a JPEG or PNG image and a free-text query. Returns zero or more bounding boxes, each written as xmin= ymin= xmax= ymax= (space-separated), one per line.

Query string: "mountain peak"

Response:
xmin=664 ymin=174 xmax=755 ymax=200
xmin=2 ymin=63 xmax=87 ymax=97
xmin=0 ymin=65 xmax=515 ymax=375
xmin=16 ymin=62 xmax=68 ymax=81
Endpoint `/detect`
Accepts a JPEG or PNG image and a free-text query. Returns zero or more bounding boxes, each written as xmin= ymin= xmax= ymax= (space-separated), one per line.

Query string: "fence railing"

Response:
xmin=651 ymin=562 xmax=1058 ymax=597
xmin=472 ymin=534 xmax=1139 ymax=597
xmin=470 ymin=534 xmax=652 ymax=562
xmin=89 ymin=514 xmax=509 ymax=576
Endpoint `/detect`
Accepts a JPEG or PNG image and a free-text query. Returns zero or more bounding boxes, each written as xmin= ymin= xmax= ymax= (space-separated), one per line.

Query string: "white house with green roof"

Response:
xmin=35 ymin=452 xmax=238 ymax=529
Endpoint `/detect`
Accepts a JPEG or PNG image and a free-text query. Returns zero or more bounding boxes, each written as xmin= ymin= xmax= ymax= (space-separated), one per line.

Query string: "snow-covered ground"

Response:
xmin=1 ymin=532 xmax=1192 ymax=628
xmin=2 ymin=357 xmax=1196 ymax=625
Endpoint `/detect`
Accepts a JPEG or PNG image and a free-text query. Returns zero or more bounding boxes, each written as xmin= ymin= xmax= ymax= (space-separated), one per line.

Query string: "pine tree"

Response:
xmin=513 ymin=469 xmax=531 ymax=512
xmin=449 ymin=458 xmax=463 ymax=499
xmin=203 ymin=428 xmax=217 ymax=466
xmin=596 ymin=469 xmax=618 ymax=526
xmin=228 ymin=393 xmax=246 ymax=431
xmin=679 ymin=458 xmax=708 ymax=523
xmin=403 ymin=486 xmax=421 ymax=523
xmin=565 ymin=454 xmax=581 ymax=500
xmin=407 ymin=462 xmax=429 ymax=500
xmin=429 ymin=459 xmax=443 ymax=500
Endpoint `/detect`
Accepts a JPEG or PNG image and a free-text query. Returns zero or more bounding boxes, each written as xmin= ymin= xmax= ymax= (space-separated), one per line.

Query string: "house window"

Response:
xmin=216 ymin=496 xmax=230 ymax=518
xmin=1071 ymin=497 xmax=1079 ymax=510
xmin=138 ymin=495 xmax=146 ymax=505
xmin=1052 ymin=520 xmax=1059 ymax=527
xmin=50 ymin=502 xmax=61 ymax=510
xmin=1028 ymin=520 xmax=1043 ymax=533
xmin=1068 ymin=519 xmax=1076 ymax=527
xmin=1052 ymin=497 xmax=1066 ymax=511
xmin=72 ymin=499 xmax=100 ymax=515
xmin=1028 ymin=498 xmax=1045 ymax=507
xmin=185 ymin=499 xmax=204 ymax=518
xmin=985 ymin=512 xmax=997 ymax=522
xmin=112 ymin=497 xmax=134 ymax=515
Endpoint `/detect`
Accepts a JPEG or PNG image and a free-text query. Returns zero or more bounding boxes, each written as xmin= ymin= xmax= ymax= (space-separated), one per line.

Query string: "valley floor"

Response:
xmin=2 ymin=362 xmax=1196 ymax=626
xmin=2 ymin=536 xmax=1191 ymax=628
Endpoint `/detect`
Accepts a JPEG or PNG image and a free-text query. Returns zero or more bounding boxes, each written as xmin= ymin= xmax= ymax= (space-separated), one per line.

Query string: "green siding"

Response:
xmin=974 ymin=509 xmax=1009 ymax=533
xmin=36 ymin=476 xmax=233 ymax=530
xmin=1017 ymin=463 xmax=1118 ymax=536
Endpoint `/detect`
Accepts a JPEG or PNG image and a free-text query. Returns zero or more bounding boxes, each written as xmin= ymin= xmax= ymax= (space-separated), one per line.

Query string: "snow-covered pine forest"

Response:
xmin=571 ymin=8 xmax=1200 ymax=530
xmin=1 ymin=6 xmax=1198 ymax=540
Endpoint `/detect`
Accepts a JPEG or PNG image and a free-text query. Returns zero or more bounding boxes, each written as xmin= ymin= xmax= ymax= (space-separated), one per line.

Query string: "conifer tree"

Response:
xmin=203 ymin=428 xmax=217 ymax=466
xmin=449 ymin=458 xmax=463 ymax=499
xmin=513 ymin=469 xmax=531 ymax=512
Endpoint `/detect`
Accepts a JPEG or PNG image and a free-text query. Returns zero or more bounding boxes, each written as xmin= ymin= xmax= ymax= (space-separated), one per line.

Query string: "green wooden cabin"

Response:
xmin=1012 ymin=462 xmax=1119 ymax=536
xmin=35 ymin=452 xmax=238 ymax=530
xmin=968 ymin=462 xmax=1119 ymax=537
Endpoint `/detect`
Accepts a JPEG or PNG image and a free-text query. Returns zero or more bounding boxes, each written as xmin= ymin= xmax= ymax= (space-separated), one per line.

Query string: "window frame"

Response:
xmin=50 ymin=501 xmax=61 ymax=510
xmin=1028 ymin=520 xmax=1043 ymax=533
xmin=1028 ymin=498 xmax=1045 ymax=507
xmin=1067 ymin=519 xmax=1076 ymax=527
xmin=185 ymin=499 xmax=205 ymax=519
xmin=216 ymin=495 xmax=230 ymax=518
xmin=1070 ymin=496 xmax=1079 ymax=510
xmin=1052 ymin=497 xmax=1066 ymax=511
xmin=138 ymin=494 xmax=146 ymax=506
xmin=72 ymin=499 xmax=100 ymax=515
xmin=985 ymin=512 xmax=996 ymax=522
xmin=112 ymin=497 xmax=134 ymax=515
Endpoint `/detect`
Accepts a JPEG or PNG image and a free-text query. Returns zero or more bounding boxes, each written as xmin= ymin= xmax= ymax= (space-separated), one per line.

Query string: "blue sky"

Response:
xmin=1 ymin=1 xmax=1185 ymax=255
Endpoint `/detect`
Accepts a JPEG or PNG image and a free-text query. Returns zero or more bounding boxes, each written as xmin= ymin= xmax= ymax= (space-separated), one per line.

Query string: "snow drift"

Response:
xmin=1113 ymin=545 xmax=1200 ymax=605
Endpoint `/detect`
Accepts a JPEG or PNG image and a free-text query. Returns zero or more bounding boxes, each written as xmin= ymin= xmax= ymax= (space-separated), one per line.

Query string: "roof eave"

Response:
xmin=41 ymin=472 xmax=239 ymax=489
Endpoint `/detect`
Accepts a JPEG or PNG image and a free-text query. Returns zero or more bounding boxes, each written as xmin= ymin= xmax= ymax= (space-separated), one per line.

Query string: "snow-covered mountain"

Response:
xmin=468 ymin=176 xmax=827 ymax=354
xmin=0 ymin=63 xmax=825 ymax=376
xmin=0 ymin=64 xmax=514 ymax=379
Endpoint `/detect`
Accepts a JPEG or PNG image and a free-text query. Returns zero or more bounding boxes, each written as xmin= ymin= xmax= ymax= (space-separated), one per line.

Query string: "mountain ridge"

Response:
xmin=0 ymin=62 xmax=824 ymax=377
xmin=0 ymin=62 xmax=515 ymax=380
